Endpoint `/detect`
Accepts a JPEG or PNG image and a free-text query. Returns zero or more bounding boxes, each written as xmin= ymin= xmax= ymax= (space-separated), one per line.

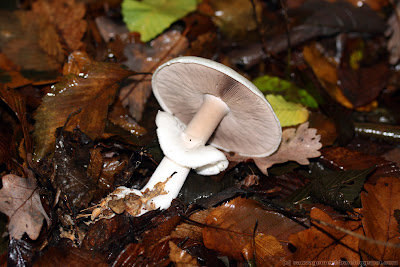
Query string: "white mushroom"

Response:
xmin=114 ymin=56 xmax=282 ymax=216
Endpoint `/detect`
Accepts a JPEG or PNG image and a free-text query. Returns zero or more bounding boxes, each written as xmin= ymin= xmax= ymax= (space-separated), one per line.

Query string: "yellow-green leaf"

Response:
xmin=266 ymin=94 xmax=308 ymax=127
xmin=122 ymin=0 xmax=197 ymax=42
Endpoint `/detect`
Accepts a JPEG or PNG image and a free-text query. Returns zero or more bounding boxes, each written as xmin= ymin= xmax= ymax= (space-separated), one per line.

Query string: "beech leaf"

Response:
xmin=286 ymin=208 xmax=362 ymax=266
xmin=121 ymin=0 xmax=197 ymax=42
xmin=33 ymin=51 xmax=134 ymax=160
xmin=254 ymin=122 xmax=322 ymax=175
xmin=359 ymin=177 xmax=400 ymax=263
xmin=202 ymin=197 xmax=306 ymax=261
xmin=0 ymin=174 xmax=50 ymax=240
xmin=266 ymin=94 xmax=309 ymax=127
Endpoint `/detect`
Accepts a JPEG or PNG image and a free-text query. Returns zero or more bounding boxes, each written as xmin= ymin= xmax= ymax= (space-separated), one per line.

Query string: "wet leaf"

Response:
xmin=8 ymin=238 xmax=36 ymax=267
xmin=169 ymin=241 xmax=199 ymax=267
xmin=121 ymin=0 xmax=197 ymax=42
xmin=33 ymin=51 xmax=134 ymax=160
xmin=53 ymin=128 xmax=96 ymax=209
xmin=359 ymin=177 xmax=400 ymax=263
xmin=241 ymin=234 xmax=285 ymax=266
xmin=202 ymin=197 xmax=306 ymax=261
xmin=266 ymin=94 xmax=309 ymax=127
xmin=286 ymin=208 xmax=362 ymax=266
xmin=254 ymin=122 xmax=322 ymax=175
xmin=0 ymin=174 xmax=50 ymax=240
xmin=253 ymin=75 xmax=318 ymax=108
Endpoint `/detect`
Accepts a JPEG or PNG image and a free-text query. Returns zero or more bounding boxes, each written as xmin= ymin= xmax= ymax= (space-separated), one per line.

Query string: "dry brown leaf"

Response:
xmin=359 ymin=177 xmax=400 ymax=263
xmin=169 ymin=241 xmax=199 ymax=267
xmin=241 ymin=234 xmax=286 ymax=266
xmin=285 ymin=208 xmax=362 ymax=266
xmin=202 ymin=197 xmax=306 ymax=261
xmin=33 ymin=51 xmax=134 ymax=160
xmin=254 ymin=122 xmax=322 ymax=175
xmin=0 ymin=174 xmax=50 ymax=240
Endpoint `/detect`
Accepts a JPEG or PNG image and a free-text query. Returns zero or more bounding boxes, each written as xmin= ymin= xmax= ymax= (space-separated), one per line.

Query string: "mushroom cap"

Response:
xmin=156 ymin=111 xmax=228 ymax=174
xmin=152 ymin=56 xmax=282 ymax=157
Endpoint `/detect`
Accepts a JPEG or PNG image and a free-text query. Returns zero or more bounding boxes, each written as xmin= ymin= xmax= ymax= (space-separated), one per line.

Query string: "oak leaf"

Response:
xmin=254 ymin=122 xmax=322 ymax=175
xmin=286 ymin=208 xmax=362 ymax=266
xmin=0 ymin=174 xmax=50 ymax=240
xmin=359 ymin=177 xmax=400 ymax=263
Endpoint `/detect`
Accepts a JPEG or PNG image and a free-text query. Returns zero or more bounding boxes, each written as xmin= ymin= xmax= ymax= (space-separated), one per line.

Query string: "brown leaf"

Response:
xmin=241 ymin=234 xmax=286 ymax=266
xmin=171 ymin=209 xmax=211 ymax=242
xmin=32 ymin=0 xmax=87 ymax=51
xmin=320 ymin=147 xmax=400 ymax=184
xmin=0 ymin=85 xmax=33 ymax=156
xmin=169 ymin=241 xmax=199 ymax=267
xmin=0 ymin=174 xmax=50 ymax=240
xmin=254 ymin=122 xmax=322 ymax=175
xmin=120 ymin=29 xmax=188 ymax=120
xmin=202 ymin=197 xmax=306 ymax=260
xmin=359 ymin=177 xmax=400 ymax=263
xmin=0 ymin=10 xmax=62 ymax=71
xmin=303 ymin=43 xmax=353 ymax=109
xmin=33 ymin=51 xmax=134 ymax=160
xmin=286 ymin=208 xmax=362 ymax=266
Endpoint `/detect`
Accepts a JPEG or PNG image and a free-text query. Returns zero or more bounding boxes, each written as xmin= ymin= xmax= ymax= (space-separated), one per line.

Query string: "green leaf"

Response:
xmin=253 ymin=75 xmax=318 ymax=108
xmin=122 ymin=0 xmax=197 ymax=42
xmin=266 ymin=94 xmax=309 ymax=127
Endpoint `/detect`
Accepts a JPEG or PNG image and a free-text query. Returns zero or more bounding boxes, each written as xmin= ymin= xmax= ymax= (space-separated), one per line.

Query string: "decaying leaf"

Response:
xmin=122 ymin=0 xmax=197 ymax=42
xmin=202 ymin=197 xmax=306 ymax=261
xmin=286 ymin=208 xmax=362 ymax=267
xmin=33 ymin=51 xmax=134 ymax=160
xmin=0 ymin=174 xmax=50 ymax=240
xmin=359 ymin=177 xmax=400 ymax=263
xmin=254 ymin=122 xmax=322 ymax=175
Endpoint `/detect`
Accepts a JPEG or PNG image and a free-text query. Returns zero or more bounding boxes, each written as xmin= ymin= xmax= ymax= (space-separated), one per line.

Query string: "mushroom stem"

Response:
xmin=184 ymin=94 xmax=230 ymax=144
xmin=142 ymin=157 xmax=190 ymax=200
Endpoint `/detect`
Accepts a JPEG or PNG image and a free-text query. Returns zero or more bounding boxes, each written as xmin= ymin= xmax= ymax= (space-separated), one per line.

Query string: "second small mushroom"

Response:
xmin=115 ymin=56 xmax=282 ymax=216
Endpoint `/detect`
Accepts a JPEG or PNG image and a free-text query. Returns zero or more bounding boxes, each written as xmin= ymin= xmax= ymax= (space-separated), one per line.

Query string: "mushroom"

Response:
xmin=115 ymin=56 xmax=282 ymax=216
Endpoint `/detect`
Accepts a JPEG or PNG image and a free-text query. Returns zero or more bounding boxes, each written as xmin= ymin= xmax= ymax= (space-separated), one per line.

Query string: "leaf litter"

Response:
xmin=1 ymin=0 xmax=400 ymax=265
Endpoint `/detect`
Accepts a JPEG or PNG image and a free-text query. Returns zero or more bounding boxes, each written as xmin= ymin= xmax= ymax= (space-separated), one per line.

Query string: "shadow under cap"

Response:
xmin=152 ymin=56 xmax=282 ymax=158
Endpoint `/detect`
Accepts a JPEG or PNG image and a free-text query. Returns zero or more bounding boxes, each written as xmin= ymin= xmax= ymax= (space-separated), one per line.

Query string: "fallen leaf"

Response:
xmin=169 ymin=241 xmax=199 ymax=267
xmin=286 ymin=208 xmax=362 ymax=266
xmin=33 ymin=51 xmax=134 ymax=160
xmin=254 ymin=122 xmax=322 ymax=175
xmin=266 ymin=94 xmax=309 ymax=127
xmin=121 ymin=0 xmax=197 ymax=42
xmin=303 ymin=43 xmax=354 ymax=109
xmin=359 ymin=177 xmax=400 ymax=263
xmin=202 ymin=197 xmax=306 ymax=261
xmin=171 ymin=209 xmax=210 ymax=242
xmin=241 ymin=234 xmax=286 ymax=266
xmin=0 ymin=174 xmax=50 ymax=240
xmin=121 ymin=29 xmax=188 ymax=120
xmin=32 ymin=0 xmax=87 ymax=51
